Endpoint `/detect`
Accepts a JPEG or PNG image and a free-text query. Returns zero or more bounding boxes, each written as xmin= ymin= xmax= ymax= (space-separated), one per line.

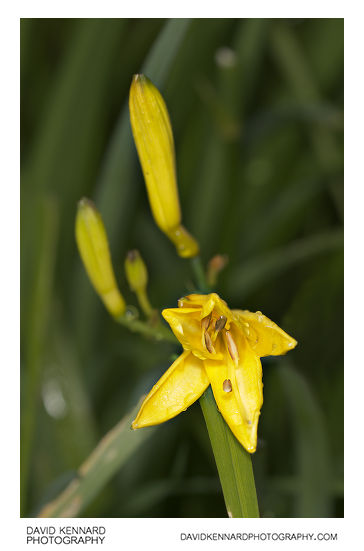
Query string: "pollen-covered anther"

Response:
xmin=223 ymin=379 xmax=232 ymax=393
xmin=204 ymin=330 xmax=216 ymax=354
xmin=225 ymin=330 xmax=239 ymax=363
xmin=201 ymin=313 xmax=212 ymax=331
xmin=214 ymin=315 xmax=227 ymax=333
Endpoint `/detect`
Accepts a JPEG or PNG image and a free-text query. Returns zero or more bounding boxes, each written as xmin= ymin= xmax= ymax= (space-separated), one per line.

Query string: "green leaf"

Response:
xmin=276 ymin=363 xmax=332 ymax=517
xmin=226 ymin=229 xmax=343 ymax=300
xmin=199 ymin=388 xmax=259 ymax=518
xmin=37 ymin=401 xmax=158 ymax=518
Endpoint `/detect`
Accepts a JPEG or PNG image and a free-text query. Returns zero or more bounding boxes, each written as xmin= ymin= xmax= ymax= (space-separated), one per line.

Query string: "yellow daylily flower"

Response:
xmin=129 ymin=74 xmax=199 ymax=258
xmin=132 ymin=293 xmax=297 ymax=453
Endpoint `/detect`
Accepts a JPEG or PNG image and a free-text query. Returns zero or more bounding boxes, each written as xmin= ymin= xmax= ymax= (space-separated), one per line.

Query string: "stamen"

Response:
xmin=204 ymin=330 xmax=216 ymax=354
xmin=223 ymin=379 xmax=232 ymax=393
xmin=214 ymin=315 xmax=227 ymax=333
xmin=201 ymin=313 xmax=212 ymax=331
xmin=225 ymin=330 xmax=239 ymax=363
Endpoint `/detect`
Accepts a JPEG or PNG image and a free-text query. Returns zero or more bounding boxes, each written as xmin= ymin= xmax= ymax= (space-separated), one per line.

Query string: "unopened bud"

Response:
xmin=125 ymin=249 xmax=148 ymax=292
xmin=207 ymin=254 xmax=229 ymax=287
xmin=75 ymin=198 xmax=126 ymax=317
xmin=129 ymin=74 xmax=199 ymax=258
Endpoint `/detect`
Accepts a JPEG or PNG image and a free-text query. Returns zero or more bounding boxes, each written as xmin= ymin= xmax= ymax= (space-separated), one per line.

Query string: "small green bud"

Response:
xmin=125 ymin=250 xmax=148 ymax=292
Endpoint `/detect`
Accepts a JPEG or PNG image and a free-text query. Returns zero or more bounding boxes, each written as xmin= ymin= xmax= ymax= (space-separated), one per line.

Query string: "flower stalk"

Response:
xmin=115 ymin=312 xmax=176 ymax=343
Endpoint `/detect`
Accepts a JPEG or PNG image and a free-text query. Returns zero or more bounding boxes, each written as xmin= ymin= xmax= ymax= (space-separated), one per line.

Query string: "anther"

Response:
xmin=223 ymin=379 xmax=232 ymax=393
xmin=214 ymin=315 xmax=227 ymax=333
xmin=225 ymin=331 xmax=239 ymax=362
xmin=204 ymin=330 xmax=216 ymax=354
xmin=201 ymin=313 xmax=212 ymax=331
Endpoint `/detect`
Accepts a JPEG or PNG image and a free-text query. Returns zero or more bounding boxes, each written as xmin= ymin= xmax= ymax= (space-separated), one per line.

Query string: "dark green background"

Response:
xmin=21 ymin=18 xmax=343 ymax=518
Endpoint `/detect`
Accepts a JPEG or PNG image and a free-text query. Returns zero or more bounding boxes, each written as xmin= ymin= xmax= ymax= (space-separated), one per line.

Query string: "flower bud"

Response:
xmin=129 ymin=74 xmax=199 ymax=258
xmin=124 ymin=250 xmax=148 ymax=292
xmin=207 ymin=254 xmax=229 ymax=287
xmin=75 ymin=198 xmax=126 ymax=317
xmin=124 ymin=249 xmax=154 ymax=318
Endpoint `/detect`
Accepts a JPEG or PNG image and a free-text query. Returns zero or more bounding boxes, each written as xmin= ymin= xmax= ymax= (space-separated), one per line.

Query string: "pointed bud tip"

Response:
xmin=127 ymin=249 xmax=139 ymax=262
xmin=78 ymin=197 xmax=96 ymax=211
xmin=132 ymin=74 xmax=147 ymax=86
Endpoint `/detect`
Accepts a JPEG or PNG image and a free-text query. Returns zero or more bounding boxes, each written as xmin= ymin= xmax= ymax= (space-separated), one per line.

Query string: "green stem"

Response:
xmin=136 ymin=288 xmax=154 ymax=318
xmin=190 ymin=256 xmax=210 ymax=293
xmin=115 ymin=313 xmax=176 ymax=343
xmin=37 ymin=401 xmax=158 ymax=518
xmin=200 ymin=388 xmax=259 ymax=517
xmin=190 ymin=255 xmax=260 ymax=518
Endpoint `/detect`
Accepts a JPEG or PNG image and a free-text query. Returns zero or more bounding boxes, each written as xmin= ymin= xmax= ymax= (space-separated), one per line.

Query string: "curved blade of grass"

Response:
xmin=276 ymin=363 xmax=332 ymax=517
xmin=226 ymin=229 xmax=343 ymax=300
xmin=37 ymin=400 xmax=157 ymax=518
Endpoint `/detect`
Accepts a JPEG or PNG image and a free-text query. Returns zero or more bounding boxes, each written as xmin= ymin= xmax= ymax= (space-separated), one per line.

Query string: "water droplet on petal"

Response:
xmin=223 ymin=379 xmax=232 ymax=393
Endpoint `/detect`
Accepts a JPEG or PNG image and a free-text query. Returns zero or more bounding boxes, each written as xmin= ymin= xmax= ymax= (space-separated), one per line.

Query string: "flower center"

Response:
xmin=201 ymin=312 xmax=239 ymax=364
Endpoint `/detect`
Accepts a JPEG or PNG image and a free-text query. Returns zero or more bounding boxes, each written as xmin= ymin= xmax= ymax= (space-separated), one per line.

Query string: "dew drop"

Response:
xmin=125 ymin=305 xmax=139 ymax=320
xmin=223 ymin=379 xmax=232 ymax=393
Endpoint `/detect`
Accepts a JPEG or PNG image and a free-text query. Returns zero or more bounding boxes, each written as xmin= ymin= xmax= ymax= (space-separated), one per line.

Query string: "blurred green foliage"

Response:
xmin=21 ymin=18 xmax=343 ymax=518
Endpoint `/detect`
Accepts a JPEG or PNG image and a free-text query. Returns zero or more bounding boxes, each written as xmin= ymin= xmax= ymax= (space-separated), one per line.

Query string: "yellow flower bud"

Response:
xmin=124 ymin=249 xmax=153 ymax=318
xmin=129 ymin=74 xmax=199 ymax=258
xmin=124 ymin=250 xmax=148 ymax=292
xmin=75 ymin=198 xmax=126 ymax=317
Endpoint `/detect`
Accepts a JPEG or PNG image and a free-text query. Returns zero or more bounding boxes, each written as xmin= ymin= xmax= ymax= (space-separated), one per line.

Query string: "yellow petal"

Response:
xmin=204 ymin=333 xmax=263 ymax=453
xmin=162 ymin=307 xmax=222 ymax=360
xmin=199 ymin=293 xmax=232 ymax=324
xmin=132 ymin=351 xmax=209 ymax=429
xmin=177 ymin=293 xmax=232 ymax=324
xmin=234 ymin=309 xmax=297 ymax=357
